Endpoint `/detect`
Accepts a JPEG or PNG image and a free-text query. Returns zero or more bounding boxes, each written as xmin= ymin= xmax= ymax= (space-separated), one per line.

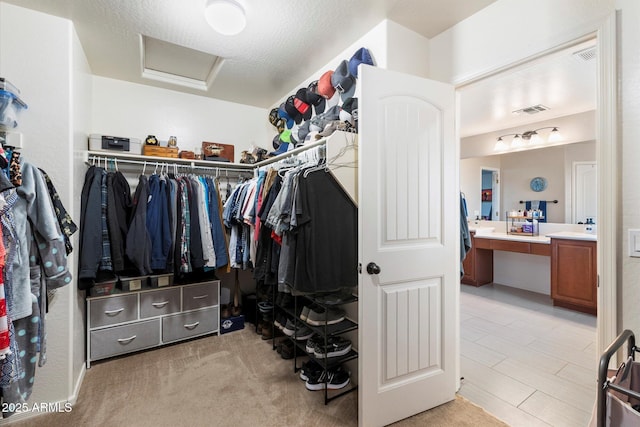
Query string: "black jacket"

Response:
xmin=107 ymin=171 xmax=132 ymax=273
xmin=78 ymin=166 xmax=103 ymax=288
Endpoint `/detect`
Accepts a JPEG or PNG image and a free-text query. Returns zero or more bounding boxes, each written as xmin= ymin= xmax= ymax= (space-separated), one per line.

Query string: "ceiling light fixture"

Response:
xmin=204 ymin=0 xmax=246 ymax=36
xmin=494 ymin=127 xmax=563 ymax=151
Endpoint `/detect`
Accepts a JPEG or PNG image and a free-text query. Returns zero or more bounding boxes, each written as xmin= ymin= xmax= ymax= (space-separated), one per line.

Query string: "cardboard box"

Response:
xmin=220 ymin=315 xmax=244 ymax=334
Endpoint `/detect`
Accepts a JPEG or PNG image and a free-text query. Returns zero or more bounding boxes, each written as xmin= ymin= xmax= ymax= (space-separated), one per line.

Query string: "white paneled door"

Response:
xmin=358 ymin=66 xmax=458 ymax=427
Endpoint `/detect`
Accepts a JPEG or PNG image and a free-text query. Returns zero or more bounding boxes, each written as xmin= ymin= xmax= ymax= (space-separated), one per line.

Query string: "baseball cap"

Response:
xmin=331 ymin=60 xmax=356 ymax=101
xmin=317 ymin=70 xmax=335 ymax=99
xmin=348 ymin=47 xmax=374 ymax=78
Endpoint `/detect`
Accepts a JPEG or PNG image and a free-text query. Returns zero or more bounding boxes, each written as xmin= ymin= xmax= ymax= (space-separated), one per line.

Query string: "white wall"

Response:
xmin=91 ymin=77 xmax=272 ymax=159
xmin=71 ymin=19 xmax=92 ymax=402
xmin=429 ymin=0 xmax=613 ymax=85
xmin=0 ymin=1 xmax=86 ymax=411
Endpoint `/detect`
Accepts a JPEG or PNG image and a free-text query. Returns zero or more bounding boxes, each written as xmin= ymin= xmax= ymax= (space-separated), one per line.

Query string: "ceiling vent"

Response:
xmin=140 ymin=35 xmax=224 ymax=91
xmin=512 ymin=104 xmax=550 ymax=115
xmin=573 ymin=46 xmax=597 ymax=62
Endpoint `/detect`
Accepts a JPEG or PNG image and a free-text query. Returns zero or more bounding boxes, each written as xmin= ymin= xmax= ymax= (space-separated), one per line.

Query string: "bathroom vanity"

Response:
xmin=463 ymin=225 xmax=597 ymax=315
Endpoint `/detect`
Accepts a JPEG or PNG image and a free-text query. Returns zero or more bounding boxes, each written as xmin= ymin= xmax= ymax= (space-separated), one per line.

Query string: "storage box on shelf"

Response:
xmin=88 ymin=134 xmax=142 ymax=155
xmin=86 ymin=280 xmax=220 ymax=368
xmin=506 ymin=212 xmax=542 ymax=236
xmin=142 ymin=145 xmax=179 ymax=158
xmin=0 ymin=88 xmax=27 ymax=130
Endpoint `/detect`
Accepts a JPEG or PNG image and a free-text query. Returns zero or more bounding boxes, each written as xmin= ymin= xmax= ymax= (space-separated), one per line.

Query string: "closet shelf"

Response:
xmin=85 ymin=135 xmax=333 ymax=171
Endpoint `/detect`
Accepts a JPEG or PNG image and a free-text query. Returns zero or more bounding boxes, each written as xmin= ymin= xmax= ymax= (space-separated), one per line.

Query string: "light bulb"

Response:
xmin=511 ymin=134 xmax=523 ymax=148
xmin=548 ymin=127 xmax=563 ymax=143
xmin=529 ymin=132 xmax=543 ymax=145
xmin=494 ymin=137 xmax=508 ymax=151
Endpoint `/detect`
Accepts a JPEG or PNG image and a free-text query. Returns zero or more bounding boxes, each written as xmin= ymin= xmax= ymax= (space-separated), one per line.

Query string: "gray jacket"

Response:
xmin=11 ymin=161 xmax=71 ymax=320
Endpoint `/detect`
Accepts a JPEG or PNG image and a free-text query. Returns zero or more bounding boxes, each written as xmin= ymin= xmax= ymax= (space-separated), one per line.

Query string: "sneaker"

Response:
xmin=306 ymin=366 xmax=350 ymax=391
xmin=314 ymin=336 xmax=351 ymax=359
xmin=282 ymin=319 xmax=297 ymax=336
xmin=305 ymin=307 xmax=345 ymax=326
xmin=299 ymin=359 xmax=323 ymax=381
xmin=306 ymin=335 xmax=323 ymax=354
xmin=299 ymin=306 xmax=311 ymax=322
xmin=292 ymin=324 xmax=313 ymax=341
xmin=273 ymin=313 xmax=287 ymax=330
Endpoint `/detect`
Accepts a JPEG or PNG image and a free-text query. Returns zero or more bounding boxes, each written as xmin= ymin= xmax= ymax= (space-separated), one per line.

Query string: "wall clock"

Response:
xmin=530 ymin=176 xmax=547 ymax=192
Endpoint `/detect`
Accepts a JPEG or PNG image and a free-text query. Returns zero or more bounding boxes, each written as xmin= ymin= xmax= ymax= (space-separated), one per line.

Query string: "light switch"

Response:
xmin=629 ymin=229 xmax=640 ymax=257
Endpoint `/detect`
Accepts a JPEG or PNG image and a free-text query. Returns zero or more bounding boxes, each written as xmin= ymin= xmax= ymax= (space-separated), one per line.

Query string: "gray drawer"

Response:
xmin=183 ymin=282 xmax=218 ymax=311
xmin=140 ymin=288 xmax=181 ymax=318
xmin=90 ymin=319 xmax=160 ymax=360
xmin=162 ymin=307 xmax=218 ymax=343
xmin=89 ymin=294 xmax=138 ymax=328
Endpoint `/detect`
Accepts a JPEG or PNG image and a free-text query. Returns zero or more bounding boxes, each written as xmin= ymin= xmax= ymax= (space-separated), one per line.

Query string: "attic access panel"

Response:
xmin=140 ymin=35 xmax=224 ymax=91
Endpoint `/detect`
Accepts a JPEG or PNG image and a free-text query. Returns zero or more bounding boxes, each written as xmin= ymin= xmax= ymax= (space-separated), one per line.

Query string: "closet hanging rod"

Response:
xmin=252 ymin=137 xmax=327 ymax=168
xmin=519 ymin=200 xmax=559 ymax=204
xmin=85 ymin=154 xmax=252 ymax=176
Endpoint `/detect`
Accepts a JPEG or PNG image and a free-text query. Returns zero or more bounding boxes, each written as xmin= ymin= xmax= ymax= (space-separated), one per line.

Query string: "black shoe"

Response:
xmin=305 ymin=366 xmax=350 ymax=391
xmin=299 ymin=359 xmax=323 ymax=381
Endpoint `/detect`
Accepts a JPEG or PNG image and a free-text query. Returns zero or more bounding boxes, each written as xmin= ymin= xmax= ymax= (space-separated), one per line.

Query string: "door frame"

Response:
xmin=572 ymin=160 xmax=598 ymax=224
xmin=481 ymin=166 xmax=500 ymax=221
xmin=454 ymin=15 xmax=617 ymax=358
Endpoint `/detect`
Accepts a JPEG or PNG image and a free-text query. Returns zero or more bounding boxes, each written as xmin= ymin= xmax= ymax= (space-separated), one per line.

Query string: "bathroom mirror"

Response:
xmin=461 ymin=140 xmax=595 ymax=224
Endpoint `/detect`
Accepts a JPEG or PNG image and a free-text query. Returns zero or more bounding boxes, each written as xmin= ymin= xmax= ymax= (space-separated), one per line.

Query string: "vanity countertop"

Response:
xmin=545 ymin=231 xmax=597 ymax=241
xmin=473 ymin=232 xmax=551 ymax=244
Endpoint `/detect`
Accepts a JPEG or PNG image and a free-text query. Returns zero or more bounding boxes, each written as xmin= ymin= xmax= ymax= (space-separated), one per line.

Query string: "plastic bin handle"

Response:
xmin=184 ymin=322 xmax=200 ymax=330
xmin=151 ymin=301 xmax=169 ymax=308
xmin=116 ymin=335 xmax=136 ymax=344
xmin=104 ymin=308 xmax=124 ymax=316
xmin=192 ymin=295 xmax=208 ymax=300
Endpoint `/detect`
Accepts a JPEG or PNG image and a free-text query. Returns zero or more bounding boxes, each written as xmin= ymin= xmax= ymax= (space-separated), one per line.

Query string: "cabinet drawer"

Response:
xmin=89 ymin=294 xmax=138 ymax=328
xmin=473 ymin=237 xmax=491 ymax=249
xmin=162 ymin=306 xmax=219 ymax=343
xmin=491 ymin=240 xmax=530 ymax=254
xmin=140 ymin=288 xmax=181 ymax=318
xmin=183 ymin=282 xmax=218 ymax=311
xmin=530 ymin=243 xmax=551 ymax=256
xmin=90 ymin=319 xmax=160 ymax=360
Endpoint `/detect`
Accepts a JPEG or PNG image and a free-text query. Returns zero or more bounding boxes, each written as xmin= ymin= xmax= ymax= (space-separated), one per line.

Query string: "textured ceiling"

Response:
xmin=4 ymin=0 xmax=497 ymax=108
xmin=7 ymin=0 xmax=595 ymax=139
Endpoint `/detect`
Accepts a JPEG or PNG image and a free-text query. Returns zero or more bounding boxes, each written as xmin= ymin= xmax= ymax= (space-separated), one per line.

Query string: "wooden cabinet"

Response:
xmin=550 ymin=239 xmax=597 ymax=315
xmin=461 ymin=232 xmax=493 ymax=287
xmin=86 ymin=281 xmax=220 ymax=367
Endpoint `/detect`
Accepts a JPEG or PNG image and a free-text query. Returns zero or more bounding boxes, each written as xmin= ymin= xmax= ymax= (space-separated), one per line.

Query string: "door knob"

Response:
xmin=366 ymin=262 xmax=381 ymax=275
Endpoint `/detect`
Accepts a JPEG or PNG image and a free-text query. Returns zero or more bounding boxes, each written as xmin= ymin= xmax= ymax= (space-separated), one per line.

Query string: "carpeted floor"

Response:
xmin=10 ymin=327 xmax=507 ymax=427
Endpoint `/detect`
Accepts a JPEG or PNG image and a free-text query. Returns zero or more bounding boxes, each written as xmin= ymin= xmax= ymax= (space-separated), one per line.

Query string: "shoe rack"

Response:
xmin=273 ymin=289 xmax=358 ymax=405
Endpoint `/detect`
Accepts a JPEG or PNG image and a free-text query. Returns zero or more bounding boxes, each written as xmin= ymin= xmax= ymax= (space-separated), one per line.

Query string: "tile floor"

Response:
xmin=459 ymin=283 xmax=597 ymax=427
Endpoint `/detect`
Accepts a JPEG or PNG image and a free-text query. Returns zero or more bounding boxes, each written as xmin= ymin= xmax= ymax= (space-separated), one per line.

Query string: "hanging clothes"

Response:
xmin=106 ymin=171 xmax=132 ymax=273
xmin=126 ymin=175 xmax=152 ymax=276
xmin=78 ymin=166 xmax=106 ymax=288
xmin=460 ymin=192 xmax=471 ymax=277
